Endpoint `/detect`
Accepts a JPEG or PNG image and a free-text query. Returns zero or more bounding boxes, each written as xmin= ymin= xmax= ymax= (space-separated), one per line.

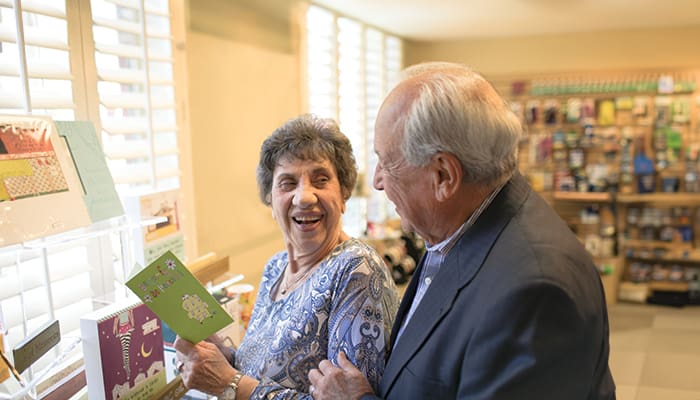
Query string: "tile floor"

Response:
xmin=608 ymin=302 xmax=700 ymax=400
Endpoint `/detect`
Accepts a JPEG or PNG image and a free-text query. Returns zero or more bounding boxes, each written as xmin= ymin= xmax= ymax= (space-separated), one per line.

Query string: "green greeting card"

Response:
xmin=54 ymin=120 xmax=124 ymax=223
xmin=125 ymin=251 xmax=233 ymax=343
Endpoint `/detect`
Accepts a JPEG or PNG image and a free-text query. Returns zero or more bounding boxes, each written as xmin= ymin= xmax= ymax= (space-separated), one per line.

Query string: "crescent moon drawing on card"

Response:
xmin=141 ymin=343 xmax=152 ymax=358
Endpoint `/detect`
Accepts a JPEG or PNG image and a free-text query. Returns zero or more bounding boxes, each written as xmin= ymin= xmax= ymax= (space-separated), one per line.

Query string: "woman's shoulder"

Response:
xmin=329 ymin=238 xmax=386 ymax=275
xmin=262 ymin=250 xmax=288 ymax=276
xmin=326 ymin=238 xmax=398 ymax=304
xmin=338 ymin=237 xmax=382 ymax=258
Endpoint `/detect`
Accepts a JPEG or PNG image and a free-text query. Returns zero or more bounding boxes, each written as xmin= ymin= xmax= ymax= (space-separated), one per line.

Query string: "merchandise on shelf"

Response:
xmin=510 ymin=69 xmax=700 ymax=306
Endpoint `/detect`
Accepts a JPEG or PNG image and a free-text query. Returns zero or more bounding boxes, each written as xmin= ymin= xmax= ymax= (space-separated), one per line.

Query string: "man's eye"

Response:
xmin=314 ymin=177 xmax=330 ymax=186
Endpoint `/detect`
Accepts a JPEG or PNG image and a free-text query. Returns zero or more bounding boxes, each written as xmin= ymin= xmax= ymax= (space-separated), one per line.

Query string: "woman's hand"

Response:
xmin=205 ymin=333 xmax=234 ymax=364
xmin=174 ymin=336 xmax=237 ymax=395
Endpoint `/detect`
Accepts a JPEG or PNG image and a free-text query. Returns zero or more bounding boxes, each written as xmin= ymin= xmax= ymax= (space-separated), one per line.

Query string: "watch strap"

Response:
xmin=227 ymin=371 xmax=244 ymax=400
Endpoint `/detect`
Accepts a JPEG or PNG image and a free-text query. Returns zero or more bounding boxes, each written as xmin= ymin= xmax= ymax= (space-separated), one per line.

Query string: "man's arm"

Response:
xmin=459 ymin=280 xmax=597 ymax=398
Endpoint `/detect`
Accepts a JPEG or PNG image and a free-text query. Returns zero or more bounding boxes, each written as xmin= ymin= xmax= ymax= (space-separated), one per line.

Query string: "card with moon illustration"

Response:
xmin=81 ymin=300 xmax=167 ymax=400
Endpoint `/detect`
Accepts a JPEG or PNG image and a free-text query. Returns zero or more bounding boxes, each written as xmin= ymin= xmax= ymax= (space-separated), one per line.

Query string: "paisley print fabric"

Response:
xmin=234 ymin=238 xmax=399 ymax=400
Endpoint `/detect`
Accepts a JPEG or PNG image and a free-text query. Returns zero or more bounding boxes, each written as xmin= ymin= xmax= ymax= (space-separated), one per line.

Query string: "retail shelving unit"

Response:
xmin=503 ymin=69 xmax=700 ymax=305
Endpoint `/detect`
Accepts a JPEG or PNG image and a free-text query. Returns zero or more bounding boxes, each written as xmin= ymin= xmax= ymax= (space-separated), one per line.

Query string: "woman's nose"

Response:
xmin=293 ymin=183 xmax=317 ymax=207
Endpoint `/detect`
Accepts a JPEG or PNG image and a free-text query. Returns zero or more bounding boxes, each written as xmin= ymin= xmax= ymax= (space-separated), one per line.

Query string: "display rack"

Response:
xmin=505 ymin=69 xmax=700 ymax=305
xmin=0 ymin=215 xmax=166 ymax=399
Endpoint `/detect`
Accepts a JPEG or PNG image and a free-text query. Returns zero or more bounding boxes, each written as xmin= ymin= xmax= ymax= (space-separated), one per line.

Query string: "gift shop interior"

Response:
xmin=1 ymin=1 xmax=700 ymax=399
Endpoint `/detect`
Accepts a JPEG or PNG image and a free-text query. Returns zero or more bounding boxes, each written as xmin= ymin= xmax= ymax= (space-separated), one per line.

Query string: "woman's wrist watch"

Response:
xmin=220 ymin=371 xmax=244 ymax=400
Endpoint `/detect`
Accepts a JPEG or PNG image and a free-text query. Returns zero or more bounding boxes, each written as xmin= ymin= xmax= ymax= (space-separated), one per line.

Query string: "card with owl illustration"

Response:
xmin=126 ymin=250 xmax=234 ymax=343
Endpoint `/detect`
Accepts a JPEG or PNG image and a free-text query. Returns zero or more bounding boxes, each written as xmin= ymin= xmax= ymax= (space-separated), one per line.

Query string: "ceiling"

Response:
xmin=311 ymin=0 xmax=700 ymax=41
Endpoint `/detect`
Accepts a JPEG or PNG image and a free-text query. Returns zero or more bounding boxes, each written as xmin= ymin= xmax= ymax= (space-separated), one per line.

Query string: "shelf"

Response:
xmin=592 ymin=257 xmax=620 ymax=265
xmin=626 ymin=256 xmax=700 ymax=265
xmin=648 ymin=281 xmax=689 ymax=292
xmin=16 ymin=215 xmax=166 ymax=250
xmin=623 ymin=240 xmax=694 ymax=250
xmin=553 ymin=191 xmax=612 ymax=202
xmin=527 ymin=122 xmax=654 ymax=129
xmin=513 ymin=73 xmax=700 ymax=308
xmin=617 ymin=193 xmax=700 ymax=204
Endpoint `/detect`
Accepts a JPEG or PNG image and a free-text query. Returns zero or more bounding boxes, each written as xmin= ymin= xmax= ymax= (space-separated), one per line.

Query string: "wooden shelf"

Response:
xmin=592 ymin=256 xmax=620 ymax=263
xmin=626 ymin=256 xmax=700 ymax=265
xmin=623 ymin=240 xmax=694 ymax=250
xmin=648 ymin=281 xmax=690 ymax=292
xmin=511 ymin=70 xmax=700 ymax=307
xmin=553 ymin=191 xmax=612 ymax=202
xmin=617 ymin=193 xmax=700 ymax=204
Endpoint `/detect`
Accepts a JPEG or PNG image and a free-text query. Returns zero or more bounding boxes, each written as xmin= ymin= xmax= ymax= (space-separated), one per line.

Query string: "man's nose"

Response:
xmin=373 ymin=163 xmax=384 ymax=191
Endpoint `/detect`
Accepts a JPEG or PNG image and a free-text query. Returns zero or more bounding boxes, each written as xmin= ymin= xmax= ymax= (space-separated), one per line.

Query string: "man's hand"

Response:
xmin=308 ymin=352 xmax=375 ymax=400
xmin=174 ymin=336 xmax=236 ymax=395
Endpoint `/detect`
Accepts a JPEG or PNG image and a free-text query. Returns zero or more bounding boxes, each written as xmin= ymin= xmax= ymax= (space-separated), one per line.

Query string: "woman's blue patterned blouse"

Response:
xmin=234 ymin=238 xmax=399 ymax=400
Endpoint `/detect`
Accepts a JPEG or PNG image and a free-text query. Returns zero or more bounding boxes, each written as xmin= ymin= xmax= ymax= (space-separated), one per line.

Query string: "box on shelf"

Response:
xmin=121 ymin=189 xmax=185 ymax=266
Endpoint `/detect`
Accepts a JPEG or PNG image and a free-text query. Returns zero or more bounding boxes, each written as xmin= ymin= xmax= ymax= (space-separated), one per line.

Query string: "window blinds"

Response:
xmin=305 ymin=5 xmax=402 ymax=237
xmin=0 ymin=0 xmax=88 ymax=375
xmin=90 ymin=0 xmax=180 ymax=192
xmin=0 ymin=0 xmax=184 ymax=382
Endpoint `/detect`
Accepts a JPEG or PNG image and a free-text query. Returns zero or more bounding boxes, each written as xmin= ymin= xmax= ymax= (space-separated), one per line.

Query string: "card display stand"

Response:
xmin=0 ymin=215 xmax=165 ymax=399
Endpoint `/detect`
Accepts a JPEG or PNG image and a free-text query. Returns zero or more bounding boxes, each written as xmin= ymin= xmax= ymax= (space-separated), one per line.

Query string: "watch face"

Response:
xmin=220 ymin=386 xmax=236 ymax=400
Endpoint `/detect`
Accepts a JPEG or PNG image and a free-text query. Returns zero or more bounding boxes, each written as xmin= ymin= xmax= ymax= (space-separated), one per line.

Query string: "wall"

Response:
xmin=185 ymin=0 xmax=303 ymax=286
xmin=184 ymin=3 xmax=700 ymax=287
xmin=405 ymin=26 xmax=700 ymax=78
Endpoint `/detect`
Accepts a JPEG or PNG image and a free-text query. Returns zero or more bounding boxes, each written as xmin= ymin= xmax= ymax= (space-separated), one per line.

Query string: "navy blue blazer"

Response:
xmin=364 ymin=173 xmax=616 ymax=399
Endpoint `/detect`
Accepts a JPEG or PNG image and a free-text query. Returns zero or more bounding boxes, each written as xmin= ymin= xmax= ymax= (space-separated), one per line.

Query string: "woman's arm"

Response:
xmin=326 ymin=255 xmax=399 ymax=392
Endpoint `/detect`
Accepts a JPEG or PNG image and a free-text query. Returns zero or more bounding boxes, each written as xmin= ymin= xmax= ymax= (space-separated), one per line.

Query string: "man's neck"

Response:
xmin=424 ymin=183 xmax=492 ymax=245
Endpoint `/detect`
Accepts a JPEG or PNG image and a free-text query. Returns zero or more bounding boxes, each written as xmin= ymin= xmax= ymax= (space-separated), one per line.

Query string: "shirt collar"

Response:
xmin=425 ymin=181 xmax=505 ymax=255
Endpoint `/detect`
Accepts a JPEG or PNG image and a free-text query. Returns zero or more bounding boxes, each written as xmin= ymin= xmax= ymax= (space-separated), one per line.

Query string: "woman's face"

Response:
xmin=270 ymin=156 xmax=346 ymax=263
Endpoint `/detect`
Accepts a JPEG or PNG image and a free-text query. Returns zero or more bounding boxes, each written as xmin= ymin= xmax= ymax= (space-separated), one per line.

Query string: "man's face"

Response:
xmin=372 ymin=95 xmax=435 ymax=240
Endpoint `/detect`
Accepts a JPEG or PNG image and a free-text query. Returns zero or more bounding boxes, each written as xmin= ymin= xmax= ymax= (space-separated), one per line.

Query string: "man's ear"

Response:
xmin=431 ymin=152 xmax=463 ymax=202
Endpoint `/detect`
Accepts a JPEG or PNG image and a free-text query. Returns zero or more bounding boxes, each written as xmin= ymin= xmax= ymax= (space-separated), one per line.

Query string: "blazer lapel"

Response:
xmin=389 ymin=253 xmax=425 ymax=349
xmin=380 ymin=173 xmax=531 ymax=396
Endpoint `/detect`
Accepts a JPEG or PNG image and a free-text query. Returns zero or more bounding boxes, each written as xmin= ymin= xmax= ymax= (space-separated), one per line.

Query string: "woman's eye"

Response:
xmin=314 ymin=177 xmax=330 ymax=186
xmin=278 ymin=181 xmax=296 ymax=191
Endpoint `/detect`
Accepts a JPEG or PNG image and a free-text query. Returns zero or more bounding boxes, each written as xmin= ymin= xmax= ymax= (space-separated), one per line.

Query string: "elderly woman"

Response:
xmin=175 ymin=114 xmax=399 ymax=400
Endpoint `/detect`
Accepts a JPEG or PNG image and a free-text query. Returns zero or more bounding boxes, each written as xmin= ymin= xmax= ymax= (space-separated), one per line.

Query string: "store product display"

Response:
xmin=512 ymin=72 xmax=700 ymax=306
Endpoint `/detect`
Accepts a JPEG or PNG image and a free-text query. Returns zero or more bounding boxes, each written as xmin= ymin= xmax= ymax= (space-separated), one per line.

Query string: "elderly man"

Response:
xmin=308 ymin=62 xmax=616 ymax=400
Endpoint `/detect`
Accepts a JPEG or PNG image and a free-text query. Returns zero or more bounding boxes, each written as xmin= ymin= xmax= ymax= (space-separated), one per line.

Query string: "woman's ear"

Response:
xmin=431 ymin=152 xmax=463 ymax=202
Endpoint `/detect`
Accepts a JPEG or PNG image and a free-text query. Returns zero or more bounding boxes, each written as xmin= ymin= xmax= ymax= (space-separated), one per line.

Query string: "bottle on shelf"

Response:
xmin=633 ymin=135 xmax=655 ymax=193
xmin=685 ymin=144 xmax=700 ymax=192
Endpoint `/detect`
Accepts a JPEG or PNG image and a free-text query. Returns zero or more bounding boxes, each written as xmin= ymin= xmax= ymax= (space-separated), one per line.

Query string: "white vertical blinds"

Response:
xmin=305 ymin=5 xmax=402 ymax=237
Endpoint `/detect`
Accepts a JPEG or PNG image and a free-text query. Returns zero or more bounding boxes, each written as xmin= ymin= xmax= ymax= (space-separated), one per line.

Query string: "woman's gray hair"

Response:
xmin=256 ymin=114 xmax=358 ymax=206
xmin=396 ymin=62 xmax=522 ymax=187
